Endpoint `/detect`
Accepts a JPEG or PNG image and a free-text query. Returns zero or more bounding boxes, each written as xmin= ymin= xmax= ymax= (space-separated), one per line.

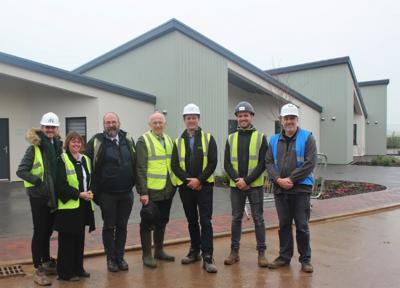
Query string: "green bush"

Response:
xmin=215 ymin=173 xmax=229 ymax=186
xmin=387 ymin=133 xmax=400 ymax=149
xmin=371 ymin=155 xmax=399 ymax=166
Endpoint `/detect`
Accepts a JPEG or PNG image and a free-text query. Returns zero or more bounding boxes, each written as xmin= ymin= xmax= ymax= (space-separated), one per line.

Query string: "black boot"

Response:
xmin=140 ymin=228 xmax=156 ymax=268
xmin=154 ymin=225 xmax=175 ymax=262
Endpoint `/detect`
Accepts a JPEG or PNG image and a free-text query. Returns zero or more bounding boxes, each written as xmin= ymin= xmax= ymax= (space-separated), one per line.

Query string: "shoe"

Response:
xmin=107 ymin=259 xmax=119 ymax=272
xmin=224 ymin=249 xmax=239 ymax=265
xmin=77 ymin=270 xmax=90 ymax=278
xmin=154 ymin=225 xmax=175 ymax=262
xmin=42 ymin=257 xmax=57 ymax=275
xmin=58 ymin=275 xmax=80 ymax=281
xmin=258 ymin=250 xmax=269 ymax=267
xmin=140 ymin=229 xmax=157 ymax=268
xmin=33 ymin=266 xmax=52 ymax=286
xmin=203 ymin=256 xmax=218 ymax=273
xmin=181 ymin=248 xmax=201 ymax=264
xmin=301 ymin=262 xmax=314 ymax=273
xmin=268 ymin=257 xmax=290 ymax=269
xmin=117 ymin=258 xmax=129 ymax=271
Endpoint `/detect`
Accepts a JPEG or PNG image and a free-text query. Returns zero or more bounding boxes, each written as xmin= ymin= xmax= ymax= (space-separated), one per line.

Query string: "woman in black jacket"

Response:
xmin=55 ymin=132 xmax=95 ymax=281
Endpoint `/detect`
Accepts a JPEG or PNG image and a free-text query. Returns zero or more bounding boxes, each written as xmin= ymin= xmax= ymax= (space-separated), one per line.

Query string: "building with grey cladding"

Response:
xmin=0 ymin=18 xmax=390 ymax=181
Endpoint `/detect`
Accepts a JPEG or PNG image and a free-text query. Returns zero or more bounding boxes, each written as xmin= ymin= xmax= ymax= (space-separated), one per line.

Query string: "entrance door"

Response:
xmin=0 ymin=119 xmax=10 ymax=180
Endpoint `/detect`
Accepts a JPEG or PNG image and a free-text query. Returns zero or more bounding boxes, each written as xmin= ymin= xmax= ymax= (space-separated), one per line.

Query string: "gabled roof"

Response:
xmin=0 ymin=51 xmax=156 ymax=104
xmin=266 ymin=57 xmax=368 ymax=118
xmin=73 ymin=18 xmax=322 ymax=113
xmin=359 ymin=79 xmax=390 ymax=87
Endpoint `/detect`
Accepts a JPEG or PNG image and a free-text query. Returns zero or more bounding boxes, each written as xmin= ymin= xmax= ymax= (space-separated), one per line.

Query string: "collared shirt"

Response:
xmin=151 ymin=131 xmax=165 ymax=148
xmin=105 ymin=133 xmax=120 ymax=145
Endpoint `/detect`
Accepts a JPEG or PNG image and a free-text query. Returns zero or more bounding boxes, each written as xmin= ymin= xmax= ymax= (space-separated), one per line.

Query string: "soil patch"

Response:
xmin=319 ymin=180 xmax=386 ymax=200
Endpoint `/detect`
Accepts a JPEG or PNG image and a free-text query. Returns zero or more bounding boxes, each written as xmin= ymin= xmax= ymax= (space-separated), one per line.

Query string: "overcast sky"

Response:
xmin=1 ymin=0 xmax=399 ymax=126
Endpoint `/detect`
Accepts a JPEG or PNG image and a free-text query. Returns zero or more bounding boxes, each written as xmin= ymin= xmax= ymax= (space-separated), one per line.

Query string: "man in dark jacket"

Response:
xmin=136 ymin=111 xmax=176 ymax=268
xmin=16 ymin=112 xmax=62 ymax=286
xmin=171 ymin=103 xmax=218 ymax=273
xmin=86 ymin=112 xmax=136 ymax=272
xmin=224 ymin=101 xmax=268 ymax=267
xmin=266 ymin=103 xmax=317 ymax=273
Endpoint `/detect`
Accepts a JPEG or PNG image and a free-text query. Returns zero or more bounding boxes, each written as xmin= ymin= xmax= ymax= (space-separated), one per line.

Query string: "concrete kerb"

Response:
xmin=4 ymin=201 xmax=400 ymax=267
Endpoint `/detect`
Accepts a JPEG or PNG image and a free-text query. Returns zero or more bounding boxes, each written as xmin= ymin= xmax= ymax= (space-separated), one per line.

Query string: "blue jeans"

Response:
xmin=274 ymin=193 xmax=311 ymax=263
xmin=230 ymin=187 xmax=266 ymax=251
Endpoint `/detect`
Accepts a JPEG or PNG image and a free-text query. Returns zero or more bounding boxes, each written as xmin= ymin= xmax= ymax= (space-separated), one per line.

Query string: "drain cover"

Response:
xmin=0 ymin=265 xmax=25 ymax=278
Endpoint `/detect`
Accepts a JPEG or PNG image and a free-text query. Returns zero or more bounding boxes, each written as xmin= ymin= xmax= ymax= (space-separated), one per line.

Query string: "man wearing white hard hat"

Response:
xmin=17 ymin=112 xmax=63 ymax=286
xmin=266 ymin=103 xmax=317 ymax=273
xmin=171 ymin=103 xmax=218 ymax=273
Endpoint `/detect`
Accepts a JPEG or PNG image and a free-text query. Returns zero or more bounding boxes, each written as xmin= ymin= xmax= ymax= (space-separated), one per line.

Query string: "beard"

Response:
xmin=105 ymin=127 xmax=119 ymax=138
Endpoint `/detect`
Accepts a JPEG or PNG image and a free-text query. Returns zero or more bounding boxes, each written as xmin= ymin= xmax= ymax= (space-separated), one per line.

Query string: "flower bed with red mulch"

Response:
xmin=318 ymin=180 xmax=386 ymax=200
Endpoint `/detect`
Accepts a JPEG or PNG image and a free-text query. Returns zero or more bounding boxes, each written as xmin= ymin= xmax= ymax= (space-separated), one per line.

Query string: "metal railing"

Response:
xmin=244 ymin=153 xmax=328 ymax=219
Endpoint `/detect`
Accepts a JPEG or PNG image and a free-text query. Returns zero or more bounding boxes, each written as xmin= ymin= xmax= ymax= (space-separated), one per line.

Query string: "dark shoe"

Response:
xmin=203 ymin=256 xmax=218 ymax=273
xmin=143 ymin=254 xmax=157 ymax=268
xmin=34 ymin=266 xmax=52 ymax=286
xmin=181 ymin=248 xmax=201 ymax=264
xmin=58 ymin=275 xmax=80 ymax=281
xmin=42 ymin=257 xmax=57 ymax=275
xmin=154 ymin=225 xmax=175 ymax=262
xmin=107 ymin=259 xmax=119 ymax=272
xmin=224 ymin=249 xmax=239 ymax=265
xmin=118 ymin=258 xmax=129 ymax=271
xmin=77 ymin=270 xmax=90 ymax=278
xmin=268 ymin=257 xmax=290 ymax=269
xmin=258 ymin=250 xmax=269 ymax=267
xmin=301 ymin=262 xmax=314 ymax=273
xmin=140 ymin=229 xmax=157 ymax=268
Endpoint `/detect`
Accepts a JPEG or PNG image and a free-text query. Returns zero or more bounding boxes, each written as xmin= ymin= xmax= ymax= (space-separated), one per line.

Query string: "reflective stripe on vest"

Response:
xmin=143 ymin=131 xmax=177 ymax=189
xmin=175 ymin=131 xmax=214 ymax=185
xmin=58 ymin=153 xmax=94 ymax=211
xmin=23 ymin=145 xmax=44 ymax=188
xmin=228 ymin=131 xmax=265 ymax=187
xmin=270 ymin=128 xmax=314 ymax=186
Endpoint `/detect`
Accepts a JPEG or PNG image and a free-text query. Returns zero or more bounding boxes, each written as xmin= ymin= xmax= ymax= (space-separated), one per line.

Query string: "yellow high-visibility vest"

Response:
xmin=175 ymin=131 xmax=214 ymax=185
xmin=24 ymin=146 xmax=44 ymax=188
xmin=142 ymin=131 xmax=177 ymax=189
xmin=228 ymin=131 xmax=265 ymax=187
xmin=58 ymin=153 xmax=94 ymax=211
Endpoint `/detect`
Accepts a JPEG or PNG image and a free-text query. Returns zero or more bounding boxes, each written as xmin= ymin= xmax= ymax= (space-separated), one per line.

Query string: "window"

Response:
xmin=275 ymin=120 xmax=281 ymax=134
xmin=228 ymin=120 xmax=237 ymax=134
xmin=66 ymin=117 xmax=87 ymax=142
xmin=353 ymin=124 xmax=357 ymax=145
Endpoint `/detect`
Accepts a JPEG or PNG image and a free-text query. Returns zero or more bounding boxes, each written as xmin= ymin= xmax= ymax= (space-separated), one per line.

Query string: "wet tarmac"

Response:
xmin=1 ymin=208 xmax=399 ymax=288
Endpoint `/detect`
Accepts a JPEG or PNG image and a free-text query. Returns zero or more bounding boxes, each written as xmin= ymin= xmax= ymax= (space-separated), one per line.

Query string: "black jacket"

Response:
xmin=54 ymin=151 xmax=95 ymax=234
xmin=16 ymin=128 xmax=62 ymax=210
xmin=171 ymin=128 xmax=217 ymax=186
xmin=224 ymin=127 xmax=268 ymax=187
xmin=265 ymin=128 xmax=317 ymax=194
xmin=86 ymin=130 xmax=136 ymax=196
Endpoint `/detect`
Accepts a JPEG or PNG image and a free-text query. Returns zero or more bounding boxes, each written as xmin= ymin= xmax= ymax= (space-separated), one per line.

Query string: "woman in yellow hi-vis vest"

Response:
xmin=16 ymin=112 xmax=63 ymax=286
xmin=54 ymin=132 xmax=95 ymax=281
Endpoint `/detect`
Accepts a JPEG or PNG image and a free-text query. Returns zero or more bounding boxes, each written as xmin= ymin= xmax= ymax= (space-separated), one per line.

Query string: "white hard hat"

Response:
xmin=280 ymin=103 xmax=299 ymax=117
xmin=40 ymin=112 xmax=60 ymax=127
xmin=183 ymin=103 xmax=200 ymax=116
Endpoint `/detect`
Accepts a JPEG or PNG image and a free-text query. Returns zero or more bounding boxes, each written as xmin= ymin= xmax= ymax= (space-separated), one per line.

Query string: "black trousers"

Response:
xmin=274 ymin=193 xmax=311 ymax=263
xmin=29 ymin=197 xmax=54 ymax=268
xmin=57 ymin=230 xmax=85 ymax=279
xmin=100 ymin=192 xmax=133 ymax=261
xmin=140 ymin=199 xmax=173 ymax=231
xmin=179 ymin=185 xmax=214 ymax=256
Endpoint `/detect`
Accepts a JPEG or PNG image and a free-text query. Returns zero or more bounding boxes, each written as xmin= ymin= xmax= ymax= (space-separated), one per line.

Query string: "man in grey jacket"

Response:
xmin=266 ymin=103 xmax=317 ymax=273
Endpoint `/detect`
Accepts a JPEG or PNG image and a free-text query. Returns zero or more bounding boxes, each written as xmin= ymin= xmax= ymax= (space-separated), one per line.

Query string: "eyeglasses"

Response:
xmin=43 ymin=126 xmax=57 ymax=129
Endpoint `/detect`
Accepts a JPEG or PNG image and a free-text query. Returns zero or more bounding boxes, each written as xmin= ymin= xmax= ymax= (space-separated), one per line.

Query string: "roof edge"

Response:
xmin=0 ymin=51 xmax=156 ymax=104
xmin=359 ymin=79 xmax=390 ymax=87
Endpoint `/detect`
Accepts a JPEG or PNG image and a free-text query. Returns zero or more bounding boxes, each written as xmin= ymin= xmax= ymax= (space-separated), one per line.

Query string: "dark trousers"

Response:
xmin=57 ymin=230 xmax=85 ymax=279
xmin=274 ymin=193 xmax=311 ymax=263
xmin=179 ymin=185 xmax=214 ymax=256
xmin=100 ymin=192 xmax=133 ymax=261
xmin=29 ymin=197 xmax=54 ymax=268
xmin=140 ymin=199 xmax=173 ymax=231
xmin=230 ymin=187 xmax=266 ymax=251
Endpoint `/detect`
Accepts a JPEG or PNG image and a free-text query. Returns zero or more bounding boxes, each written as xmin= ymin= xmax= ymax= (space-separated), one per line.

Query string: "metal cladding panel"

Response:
xmin=361 ymin=85 xmax=388 ymax=155
xmin=274 ymin=65 xmax=352 ymax=164
xmin=174 ymin=33 xmax=228 ymax=173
